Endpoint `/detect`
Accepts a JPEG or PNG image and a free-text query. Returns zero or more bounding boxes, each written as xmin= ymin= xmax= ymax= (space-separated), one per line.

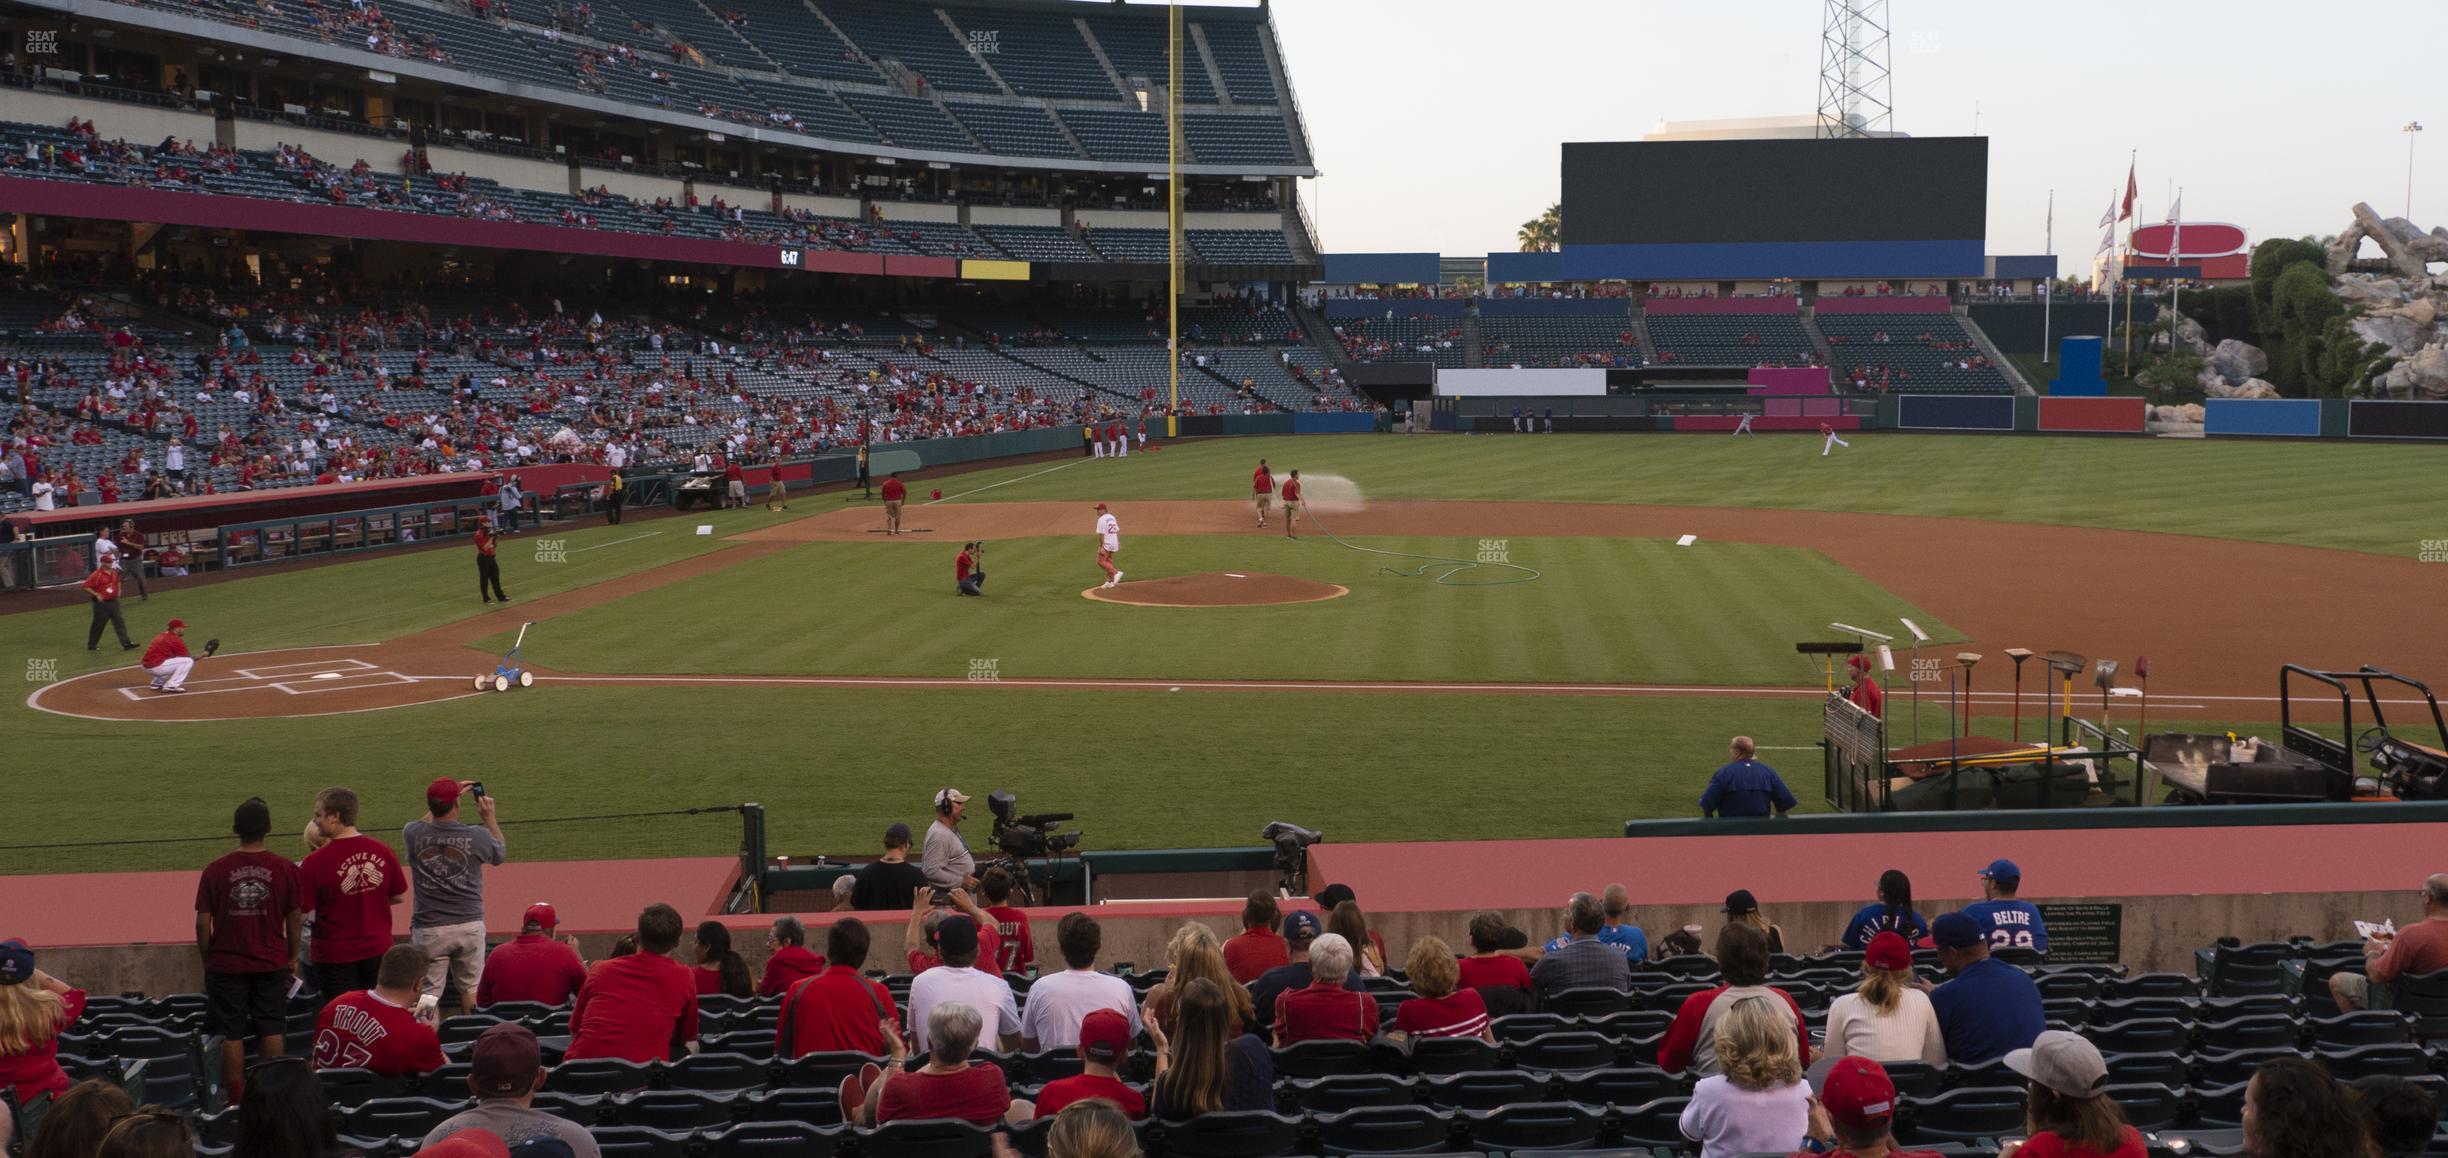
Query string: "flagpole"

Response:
xmin=2043 ymin=189 xmax=2054 ymax=364
xmin=2169 ymin=186 xmax=2183 ymax=321
xmin=2123 ymin=151 xmax=2137 ymax=378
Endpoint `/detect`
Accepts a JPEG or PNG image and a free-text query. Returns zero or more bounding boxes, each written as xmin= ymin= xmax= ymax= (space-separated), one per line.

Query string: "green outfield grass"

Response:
xmin=922 ymin=434 xmax=2448 ymax=557
xmin=7 ymin=432 xmax=2437 ymax=873
xmin=501 ymin=534 xmax=1957 ymax=686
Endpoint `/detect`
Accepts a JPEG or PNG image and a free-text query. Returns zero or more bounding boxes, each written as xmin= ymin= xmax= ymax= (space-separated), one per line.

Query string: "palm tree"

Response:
xmin=1517 ymin=203 xmax=1561 ymax=252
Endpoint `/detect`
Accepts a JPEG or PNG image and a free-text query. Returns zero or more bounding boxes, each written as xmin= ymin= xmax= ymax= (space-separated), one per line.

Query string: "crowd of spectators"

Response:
xmin=4 ymin=778 xmax=2445 ymax=1158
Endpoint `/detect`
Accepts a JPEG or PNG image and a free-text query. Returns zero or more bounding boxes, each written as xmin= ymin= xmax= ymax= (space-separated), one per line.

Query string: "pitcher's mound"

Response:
xmin=1084 ymin=571 xmax=1349 ymax=607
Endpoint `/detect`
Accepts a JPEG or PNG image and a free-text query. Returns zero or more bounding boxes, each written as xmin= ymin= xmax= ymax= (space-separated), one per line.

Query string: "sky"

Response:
xmin=1261 ymin=0 xmax=2448 ymax=262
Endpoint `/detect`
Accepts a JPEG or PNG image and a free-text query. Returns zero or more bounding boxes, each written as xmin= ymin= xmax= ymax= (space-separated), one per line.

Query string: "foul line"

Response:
xmin=521 ymin=673 xmax=2429 ymax=709
xmin=569 ymin=531 xmax=664 ymax=554
xmin=927 ymin=457 xmax=1093 ymax=505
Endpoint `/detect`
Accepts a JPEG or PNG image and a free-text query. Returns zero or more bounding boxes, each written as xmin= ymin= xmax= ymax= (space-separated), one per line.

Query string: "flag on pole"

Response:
xmin=2120 ymin=160 xmax=2138 ymax=222
xmin=2096 ymin=190 xmax=2117 ymax=254
xmin=2046 ymin=190 xmax=2054 ymax=252
xmin=2166 ymin=189 xmax=2183 ymax=256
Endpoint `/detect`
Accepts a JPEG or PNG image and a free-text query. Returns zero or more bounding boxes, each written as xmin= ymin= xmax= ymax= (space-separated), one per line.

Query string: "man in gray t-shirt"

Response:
xmin=923 ymin=787 xmax=978 ymax=891
xmin=404 ymin=778 xmax=506 ymax=1016
xmin=426 ymin=1023 xmax=600 ymax=1158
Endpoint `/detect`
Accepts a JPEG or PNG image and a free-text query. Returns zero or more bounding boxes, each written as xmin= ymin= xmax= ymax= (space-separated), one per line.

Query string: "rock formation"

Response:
xmin=2325 ymin=203 xmax=2448 ymax=398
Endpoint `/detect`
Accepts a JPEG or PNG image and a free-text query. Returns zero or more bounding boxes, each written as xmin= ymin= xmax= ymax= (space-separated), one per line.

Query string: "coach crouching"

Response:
xmin=956 ymin=543 xmax=985 ymax=597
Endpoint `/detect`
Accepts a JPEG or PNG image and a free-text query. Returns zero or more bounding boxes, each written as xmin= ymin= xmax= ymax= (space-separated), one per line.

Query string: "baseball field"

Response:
xmin=9 ymin=432 xmax=2445 ymax=874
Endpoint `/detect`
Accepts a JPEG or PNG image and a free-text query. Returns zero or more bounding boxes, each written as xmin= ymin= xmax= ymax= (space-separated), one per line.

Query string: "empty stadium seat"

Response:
xmin=1422 ymin=1070 xmax=1546 ymax=1111
xmin=1313 ymin=1105 xmax=1458 ymax=1155
xmin=1554 ymin=1066 xmax=1678 ymax=1108
xmin=1272 ymin=1040 xmax=1377 ymax=1078
xmin=546 ymin=1057 xmax=657 ymax=1096
xmin=1155 ymin=1110 xmax=1306 ymax=1158
xmin=1459 ymin=1102 xmax=1604 ymax=1152
xmin=1288 ymin=1074 xmax=1419 ymax=1113
xmin=607 ymin=1089 xmax=739 ymax=1131
xmin=1405 ymin=1036 xmax=1501 ymax=1075
xmin=591 ymin=1126 xmax=696 ymax=1158
xmin=1541 ymin=988 xmax=1635 ymax=1020
xmin=705 ymin=1120 xmax=844 ymax=1158
xmin=1898 ymin=1086 xmax=2026 ymax=1145
xmin=1507 ymin=1031 xmax=1624 ymax=1074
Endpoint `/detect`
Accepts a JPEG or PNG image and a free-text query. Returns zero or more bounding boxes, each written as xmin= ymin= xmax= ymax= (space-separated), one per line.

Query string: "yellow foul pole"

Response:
xmin=1166 ymin=0 xmax=1181 ymax=437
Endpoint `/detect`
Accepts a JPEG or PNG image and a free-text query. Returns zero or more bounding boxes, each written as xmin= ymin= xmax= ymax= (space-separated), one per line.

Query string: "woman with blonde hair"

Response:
xmin=1388 ymin=937 xmax=1492 ymax=1043
xmin=1722 ymin=890 xmax=1786 ymax=955
xmin=1821 ymin=932 xmax=1944 ymax=1064
xmin=1678 ymin=995 xmax=1811 ymax=1158
xmin=1046 ymin=1098 xmax=1144 ymax=1158
xmin=0 ymin=940 xmax=84 ymax=1106
xmin=1144 ymin=924 xmax=1257 ymax=1038
xmin=1327 ymin=902 xmax=1384 ymax=978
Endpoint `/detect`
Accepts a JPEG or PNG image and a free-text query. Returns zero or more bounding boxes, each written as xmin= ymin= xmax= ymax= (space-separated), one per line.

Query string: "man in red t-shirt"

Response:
xmin=1223 ymin=890 xmax=1288 ymax=984
xmin=1033 ymin=1008 xmax=1145 ymax=1118
xmin=1272 ymin=933 xmax=1377 ymax=1045
xmin=1250 ymin=459 xmax=1275 ymax=529
xmin=757 ymin=916 xmax=826 ymax=999
xmin=83 ymin=559 xmax=136 ymax=650
xmin=777 ymin=918 xmax=899 ymax=1058
xmin=300 ymin=786 xmax=405 ymax=998
xmin=2335 ymin=874 xmax=2448 ymax=1010
xmin=197 ymin=797 xmax=303 ymax=1104
xmin=476 ymin=903 xmax=588 ymax=1008
xmin=140 ymin=617 xmax=197 ymax=694
xmin=474 ymin=520 xmax=507 ymax=604
xmin=1278 ymin=470 xmax=1303 ymax=539
xmin=567 ymin=904 xmax=700 ymax=1063
xmin=1846 ymin=655 xmax=1885 ymax=720
xmin=313 ymin=943 xmax=445 ymax=1075
xmin=723 ymin=460 xmax=746 ymax=509
xmin=879 ymin=471 xmax=907 ymax=535
xmin=955 ymin=542 xmax=984 ymax=597
xmin=979 ymin=869 xmax=1033 ymax=975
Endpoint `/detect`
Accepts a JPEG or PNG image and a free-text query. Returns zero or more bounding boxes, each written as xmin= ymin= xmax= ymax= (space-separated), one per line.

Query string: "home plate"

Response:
xmin=312 ymin=672 xmax=344 ymax=680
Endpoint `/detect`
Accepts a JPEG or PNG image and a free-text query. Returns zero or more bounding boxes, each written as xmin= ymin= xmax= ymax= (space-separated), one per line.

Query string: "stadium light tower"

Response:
xmin=1816 ymin=0 xmax=1893 ymax=139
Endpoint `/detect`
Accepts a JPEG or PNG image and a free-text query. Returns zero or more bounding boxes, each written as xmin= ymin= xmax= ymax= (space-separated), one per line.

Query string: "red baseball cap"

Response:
xmin=1863 ymin=931 xmax=1913 ymax=972
xmin=1814 ymin=1056 xmax=1898 ymax=1137
xmin=426 ymin=778 xmax=465 ymax=810
xmin=1077 ymin=1008 xmax=1131 ymax=1064
xmin=416 ymin=1129 xmax=511 ymax=1158
xmin=167 ymin=618 xmax=187 ymax=630
xmin=1094 ymin=502 xmax=1108 ymax=511
xmin=523 ymin=903 xmax=558 ymax=932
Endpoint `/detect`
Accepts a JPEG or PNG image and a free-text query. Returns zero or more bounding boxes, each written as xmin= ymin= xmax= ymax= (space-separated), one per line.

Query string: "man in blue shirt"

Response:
xmin=1545 ymin=882 xmax=1648 ymax=961
xmin=1958 ymin=859 xmax=2049 ymax=953
xmin=1700 ymin=736 xmax=1798 ymax=818
xmin=1927 ymin=912 xmax=2044 ymax=1064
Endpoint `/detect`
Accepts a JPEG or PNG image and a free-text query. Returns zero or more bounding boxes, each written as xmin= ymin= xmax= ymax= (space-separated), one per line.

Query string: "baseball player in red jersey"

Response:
xmin=1251 ymin=459 xmax=1275 ymax=528
xmin=1093 ymin=502 xmax=1122 ymax=587
xmin=1279 ymin=470 xmax=1304 ymax=539
xmin=1108 ymin=421 xmax=1127 ymax=459
xmin=1821 ymin=422 xmax=1851 ymax=457
xmin=142 ymin=617 xmax=196 ymax=693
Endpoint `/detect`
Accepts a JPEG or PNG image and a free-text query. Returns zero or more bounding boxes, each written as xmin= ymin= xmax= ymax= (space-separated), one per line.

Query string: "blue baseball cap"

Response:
xmin=0 ymin=939 xmax=34 ymax=985
xmin=1281 ymin=911 xmax=1323 ymax=942
xmin=1931 ymin=912 xmax=1985 ymax=949
xmin=1979 ymin=859 xmax=2022 ymax=883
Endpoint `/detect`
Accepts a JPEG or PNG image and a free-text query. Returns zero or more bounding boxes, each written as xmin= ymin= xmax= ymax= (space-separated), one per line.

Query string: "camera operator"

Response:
xmin=956 ymin=542 xmax=985 ymax=597
xmin=924 ymin=788 xmax=979 ymax=892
